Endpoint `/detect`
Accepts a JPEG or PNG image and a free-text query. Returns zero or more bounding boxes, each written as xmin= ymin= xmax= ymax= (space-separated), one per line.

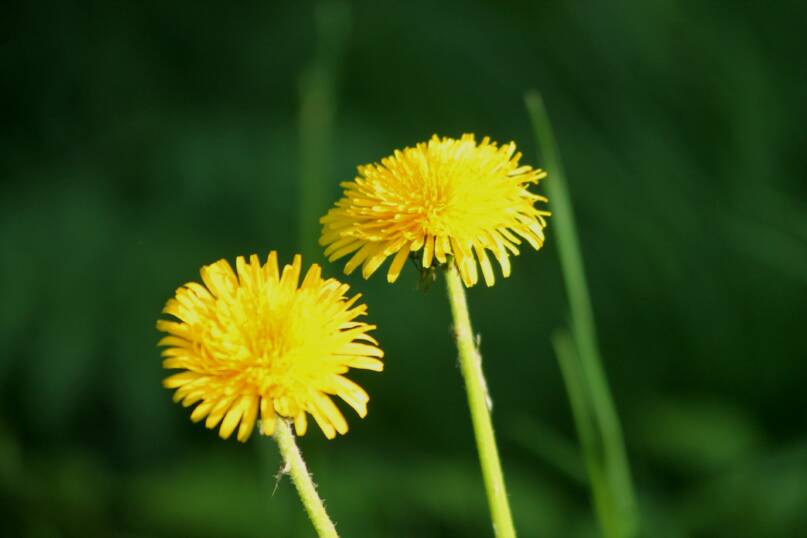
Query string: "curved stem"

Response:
xmin=274 ymin=419 xmax=340 ymax=538
xmin=445 ymin=263 xmax=517 ymax=538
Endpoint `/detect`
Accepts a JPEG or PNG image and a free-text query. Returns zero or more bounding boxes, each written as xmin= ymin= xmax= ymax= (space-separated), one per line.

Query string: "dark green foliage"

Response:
xmin=1 ymin=1 xmax=805 ymax=536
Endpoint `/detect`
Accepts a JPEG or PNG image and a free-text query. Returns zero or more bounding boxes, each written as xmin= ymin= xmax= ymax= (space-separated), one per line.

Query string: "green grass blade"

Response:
xmin=553 ymin=329 xmax=622 ymax=537
xmin=525 ymin=90 xmax=639 ymax=537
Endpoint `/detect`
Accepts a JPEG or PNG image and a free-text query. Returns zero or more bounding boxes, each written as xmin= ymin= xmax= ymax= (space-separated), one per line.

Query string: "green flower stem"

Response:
xmin=445 ymin=263 xmax=517 ymax=538
xmin=273 ymin=419 xmax=339 ymax=538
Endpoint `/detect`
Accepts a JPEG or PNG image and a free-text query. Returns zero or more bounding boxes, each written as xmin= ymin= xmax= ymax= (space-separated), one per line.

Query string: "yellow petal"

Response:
xmin=162 ymin=371 xmax=201 ymax=389
xmin=333 ymin=376 xmax=370 ymax=417
xmin=294 ymin=413 xmax=308 ymax=436
xmin=219 ymin=396 xmax=248 ymax=439
xmin=474 ymin=244 xmax=496 ymax=287
xmin=386 ymin=243 xmax=412 ymax=283
xmin=422 ymin=235 xmax=435 ymax=268
xmin=236 ymin=397 xmax=258 ymax=441
xmin=260 ymin=398 xmax=276 ymax=436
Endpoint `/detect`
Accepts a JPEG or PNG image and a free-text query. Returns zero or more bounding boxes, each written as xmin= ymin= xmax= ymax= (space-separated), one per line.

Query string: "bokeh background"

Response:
xmin=3 ymin=1 xmax=806 ymax=537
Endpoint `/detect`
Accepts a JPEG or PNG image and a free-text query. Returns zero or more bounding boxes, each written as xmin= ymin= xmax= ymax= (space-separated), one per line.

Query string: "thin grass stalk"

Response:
xmin=553 ymin=329 xmax=620 ymax=535
xmin=525 ymin=90 xmax=638 ymax=537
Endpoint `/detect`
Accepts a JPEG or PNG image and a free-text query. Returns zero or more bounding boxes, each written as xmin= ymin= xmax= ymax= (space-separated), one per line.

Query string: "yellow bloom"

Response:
xmin=157 ymin=252 xmax=383 ymax=441
xmin=320 ymin=134 xmax=549 ymax=287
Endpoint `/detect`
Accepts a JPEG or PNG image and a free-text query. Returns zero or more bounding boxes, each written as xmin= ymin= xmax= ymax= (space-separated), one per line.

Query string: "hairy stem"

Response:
xmin=445 ymin=263 xmax=517 ymax=538
xmin=274 ymin=419 xmax=339 ymax=538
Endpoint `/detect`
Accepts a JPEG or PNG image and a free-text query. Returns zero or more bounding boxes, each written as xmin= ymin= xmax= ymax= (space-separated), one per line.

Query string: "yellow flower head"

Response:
xmin=320 ymin=134 xmax=549 ymax=287
xmin=157 ymin=252 xmax=383 ymax=441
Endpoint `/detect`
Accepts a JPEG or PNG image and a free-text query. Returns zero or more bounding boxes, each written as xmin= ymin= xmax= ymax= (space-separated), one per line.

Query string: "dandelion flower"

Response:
xmin=157 ymin=252 xmax=383 ymax=441
xmin=320 ymin=134 xmax=549 ymax=287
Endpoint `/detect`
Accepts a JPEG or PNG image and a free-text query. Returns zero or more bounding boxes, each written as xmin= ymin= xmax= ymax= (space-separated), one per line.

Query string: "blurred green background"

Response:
xmin=3 ymin=1 xmax=807 ymax=537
